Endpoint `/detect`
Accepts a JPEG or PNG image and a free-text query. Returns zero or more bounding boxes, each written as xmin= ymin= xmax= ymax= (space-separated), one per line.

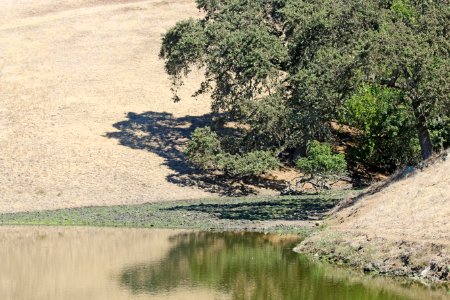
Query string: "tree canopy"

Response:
xmin=160 ymin=0 xmax=449 ymax=179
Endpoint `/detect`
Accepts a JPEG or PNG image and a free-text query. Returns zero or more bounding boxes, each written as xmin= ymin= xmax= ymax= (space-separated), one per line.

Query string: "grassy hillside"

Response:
xmin=297 ymin=152 xmax=450 ymax=283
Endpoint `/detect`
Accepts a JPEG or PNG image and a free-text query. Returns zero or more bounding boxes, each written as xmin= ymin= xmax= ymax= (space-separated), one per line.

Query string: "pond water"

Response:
xmin=0 ymin=226 xmax=446 ymax=300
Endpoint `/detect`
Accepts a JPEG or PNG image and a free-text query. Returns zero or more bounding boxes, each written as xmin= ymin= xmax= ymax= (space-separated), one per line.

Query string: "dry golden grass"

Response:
xmin=332 ymin=154 xmax=450 ymax=243
xmin=298 ymin=154 xmax=450 ymax=281
xmin=0 ymin=0 xmax=219 ymax=212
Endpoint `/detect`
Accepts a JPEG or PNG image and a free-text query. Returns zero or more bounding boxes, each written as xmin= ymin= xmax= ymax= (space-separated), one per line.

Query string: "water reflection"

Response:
xmin=120 ymin=232 xmax=446 ymax=300
xmin=0 ymin=227 xmax=446 ymax=300
xmin=121 ymin=232 xmax=302 ymax=299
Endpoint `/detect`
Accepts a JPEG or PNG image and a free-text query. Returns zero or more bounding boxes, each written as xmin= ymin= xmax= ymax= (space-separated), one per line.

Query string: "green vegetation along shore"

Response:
xmin=0 ymin=193 xmax=344 ymax=236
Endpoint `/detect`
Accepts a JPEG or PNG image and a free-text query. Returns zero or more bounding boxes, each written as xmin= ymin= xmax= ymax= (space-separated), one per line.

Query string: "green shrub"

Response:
xmin=340 ymin=85 xmax=421 ymax=172
xmin=220 ymin=151 xmax=280 ymax=177
xmin=429 ymin=115 xmax=450 ymax=152
xmin=186 ymin=127 xmax=279 ymax=176
xmin=296 ymin=141 xmax=347 ymax=179
xmin=186 ymin=127 xmax=221 ymax=169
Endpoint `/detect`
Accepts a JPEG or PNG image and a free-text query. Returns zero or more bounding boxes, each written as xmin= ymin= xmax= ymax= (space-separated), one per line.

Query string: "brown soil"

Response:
xmin=297 ymin=152 xmax=450 ymax=283
xmin=0 ymin=0 xmax=227 ymax=213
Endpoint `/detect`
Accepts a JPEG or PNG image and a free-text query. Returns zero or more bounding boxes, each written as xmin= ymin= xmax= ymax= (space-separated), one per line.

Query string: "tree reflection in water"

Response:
xmin=119 ymin=232 xmax=423 ymax=300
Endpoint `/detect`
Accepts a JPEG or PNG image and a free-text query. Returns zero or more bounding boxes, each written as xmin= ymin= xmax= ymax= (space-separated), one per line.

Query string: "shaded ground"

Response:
xmin=0 ymin=193 xmax=344 ymax=233
xmin=106 ymin=111 xmax=213 ymax=176
xmin=105 ymin=111 xmax=286 ymax=196
xmin=166 ymin=197 xmax=336 ymax=221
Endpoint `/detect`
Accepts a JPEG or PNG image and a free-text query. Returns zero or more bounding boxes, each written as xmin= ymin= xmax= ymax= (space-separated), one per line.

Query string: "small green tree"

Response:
xmin=186 ymin=127 xmax=279 ymax=177
xmin=340 ymin=84 xmax=421 ymax=172
xmin=185 ymin=127 xmax=222 ymax=169
xmin=295 ymin=141 xmax=347 ymax=192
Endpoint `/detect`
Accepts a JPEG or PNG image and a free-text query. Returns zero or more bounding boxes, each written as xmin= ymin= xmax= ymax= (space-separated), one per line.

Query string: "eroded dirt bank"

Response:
xmin=297 ymin=152 xmax=450 ymax=283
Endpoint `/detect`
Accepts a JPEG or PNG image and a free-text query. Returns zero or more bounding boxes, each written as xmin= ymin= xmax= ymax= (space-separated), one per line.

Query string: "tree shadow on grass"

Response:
xmin=166 ymin=196 xmax=341 ymax=221
xmin=105 ymin=111 xmax=285 ymax=196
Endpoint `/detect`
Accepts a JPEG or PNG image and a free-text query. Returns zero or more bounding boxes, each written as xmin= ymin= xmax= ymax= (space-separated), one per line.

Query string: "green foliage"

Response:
xmin=0 ymin=194 xmax=343 ymax=231
xmin=429 ymin=116 xmax=450 ymax=151
xmin=341 ymin=85 xmax=421 ymax=171
xmin=219 ymin=150 xmax=280 ymax=177
xmin=161 ymin=0 xmax=288 ymax=114
xmin=160 ymin=19 xmax=206 ymax=76
xmin=160 ymin=0 xmax=294 ymax=154
xmin=296 ymin=141 xmax=347 ymax=178
xmin=185 ymin=127 xmax=221 ymax=169
xmin=186 ymin=127 xmax=279 ymax=176
xmin=391 ymin=0 xmax=416 ymax=21
xmin=160 ymin=19 xmax=207 ymax=101
xmin=239 ymin=95 xmax=296 ymax=152
xmin=162 ymin=0 xmax=449 ymax=177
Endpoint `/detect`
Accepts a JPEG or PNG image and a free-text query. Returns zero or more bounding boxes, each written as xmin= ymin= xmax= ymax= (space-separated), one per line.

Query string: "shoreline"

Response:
xmin=1 ymin=192 xmax=448 ymax=287
xmin=296 ymin=230 xmax=450 ymax=286
xmin=0 ymin=194 xmax=342 ymax=235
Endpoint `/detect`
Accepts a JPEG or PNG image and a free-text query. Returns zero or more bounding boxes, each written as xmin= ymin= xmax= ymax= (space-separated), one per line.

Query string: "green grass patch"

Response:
xmin=0 ymin=192 xmax=346 ymax=235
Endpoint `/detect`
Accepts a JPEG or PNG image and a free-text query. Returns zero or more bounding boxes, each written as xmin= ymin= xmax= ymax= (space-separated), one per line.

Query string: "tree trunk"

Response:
xmin=411 ymin=100 xmax=433 ymax=160
xmin=416 ymin=122 xmax=433 ymax=160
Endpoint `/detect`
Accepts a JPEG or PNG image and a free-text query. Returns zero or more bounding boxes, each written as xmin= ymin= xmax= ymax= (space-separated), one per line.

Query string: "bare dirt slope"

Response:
xmin=0 ymin=0 xmax=219 ymax=213
xmin=298 ymin=153 xmax=450 ymax=282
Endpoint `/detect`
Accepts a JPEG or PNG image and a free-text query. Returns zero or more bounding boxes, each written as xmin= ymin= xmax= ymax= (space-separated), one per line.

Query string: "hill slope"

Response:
xmin=0 ymin=0 xmax=219 ymax=213
xmin=297 ymin=153 xmax=450 ymax=282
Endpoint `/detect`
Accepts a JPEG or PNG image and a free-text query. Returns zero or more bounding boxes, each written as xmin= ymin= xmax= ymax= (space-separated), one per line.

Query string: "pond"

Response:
xmin=0 ymin=226 xmax=446 ymax=300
